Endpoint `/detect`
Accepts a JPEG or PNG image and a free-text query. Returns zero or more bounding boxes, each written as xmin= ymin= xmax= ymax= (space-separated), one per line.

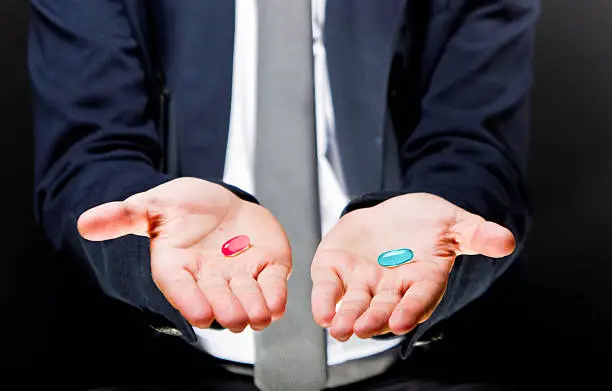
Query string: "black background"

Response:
xmin=1 ymin=0 xmax=610 ymax=388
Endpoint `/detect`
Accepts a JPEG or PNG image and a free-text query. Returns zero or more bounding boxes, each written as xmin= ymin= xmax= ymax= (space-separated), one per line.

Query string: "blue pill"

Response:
xmin=377 ymin=248 xmax=415 ymax=268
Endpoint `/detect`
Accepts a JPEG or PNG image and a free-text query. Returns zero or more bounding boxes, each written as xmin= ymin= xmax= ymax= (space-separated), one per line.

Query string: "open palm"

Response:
xmin=311 ymin=193 xmax=515 ymax=341
xmin=78 ymin=178 xmax=291 ymax=332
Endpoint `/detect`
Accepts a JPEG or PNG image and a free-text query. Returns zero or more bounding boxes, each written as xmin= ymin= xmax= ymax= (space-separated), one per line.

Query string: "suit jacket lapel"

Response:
xmin=325 ymin=0 xmax=407 ymax=198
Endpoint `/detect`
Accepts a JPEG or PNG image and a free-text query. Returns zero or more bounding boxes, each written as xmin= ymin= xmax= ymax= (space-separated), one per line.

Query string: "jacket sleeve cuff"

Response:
xmin=209 ymin=179 xmax=260 ymax=205
xmin=341 ymin=187 xmax=472 ymax=217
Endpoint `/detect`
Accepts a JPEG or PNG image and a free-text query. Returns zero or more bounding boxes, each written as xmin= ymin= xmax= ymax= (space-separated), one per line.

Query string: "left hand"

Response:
xmin=311 ymin=193 xmax=515 ymax=341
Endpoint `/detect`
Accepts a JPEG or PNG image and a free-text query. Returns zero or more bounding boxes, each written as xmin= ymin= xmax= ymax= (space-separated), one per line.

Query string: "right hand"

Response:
xmin=77 ymin=177 xmax=291 ymax=332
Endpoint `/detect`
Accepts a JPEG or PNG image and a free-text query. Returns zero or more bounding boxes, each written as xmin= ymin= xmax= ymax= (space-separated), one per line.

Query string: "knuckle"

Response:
xmin=390 ymin=313 xmax=417 ymax=331
xmin=376 ymin=277 xmax=398 ymax=293
xmin=206 ymin=276 xmax=229 ymax=290
xmin=373 ymin=298 xmax=397 ymax=310
xmin=229 ymin=275 xmax=252 ymax=289
xmin=312 ymin=255 xmax=333 ymax=269
xmin=368 ymin=307 xmax=392 ymax=321
xmin=271 ymin=289 xmax=287 ymax=305
xmin=347 ymin=285 xmax=371 ymax=299
xmin=408 ymin=288 xmax=431 ymax=303
xmin=339 ymin=299 xmax=365 ymax=312
xmin=264 ymin=279 xmax=287 ymax=296
xmin=313 ymin=280 xmax=340 ymax=295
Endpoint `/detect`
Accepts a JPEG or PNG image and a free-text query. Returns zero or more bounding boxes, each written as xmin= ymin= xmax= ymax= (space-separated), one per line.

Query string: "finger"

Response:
xmin=454 ymin=213 xmax=516 ymax=258
xmin=311 ymin=266 xmax=344 ymax=328
xmin=151 ymin=250 xmax=214 ymax=328
xmin=230 ymin=276 xmax=271 ymax=331
xmin=330 ymin=281 xmax=372 ymax=342
xmin=77 ymin=190 xmax=153 ymax=241
xmin=199 ymin=275 xmax=249 ymax=330
xmin=388 ymin=280 xmax=440 ymax=335
xmin=354 ymin=289 xmax=401 ymax=339
xmin=257 ymin=264 xmax=290 ymax=321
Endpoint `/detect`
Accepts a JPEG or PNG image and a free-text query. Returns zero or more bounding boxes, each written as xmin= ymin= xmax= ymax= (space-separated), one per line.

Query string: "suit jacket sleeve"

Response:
xmin=28 ymin=0 xmax=253 ymax=342
xmin=345 ymin=0 xmax=539 ymax=245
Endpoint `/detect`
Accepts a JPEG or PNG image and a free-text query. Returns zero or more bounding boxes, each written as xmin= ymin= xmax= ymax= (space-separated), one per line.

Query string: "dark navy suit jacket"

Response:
xmin=29 ymin=0 xmax=539 ymax=346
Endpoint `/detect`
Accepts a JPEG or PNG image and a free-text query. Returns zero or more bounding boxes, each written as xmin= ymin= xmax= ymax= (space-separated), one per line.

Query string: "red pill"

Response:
xmin=221 ymin=235 xmax=251 ymax=257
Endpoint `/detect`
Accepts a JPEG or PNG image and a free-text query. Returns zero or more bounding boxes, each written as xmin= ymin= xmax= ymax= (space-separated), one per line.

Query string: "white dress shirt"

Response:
xmin=193 ymin=0 xmax=403 ymax=366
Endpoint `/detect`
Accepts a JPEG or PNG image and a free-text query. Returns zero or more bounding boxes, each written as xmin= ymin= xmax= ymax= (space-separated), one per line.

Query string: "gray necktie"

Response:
xmin=253 ymin=0 xmax=328 ymax=390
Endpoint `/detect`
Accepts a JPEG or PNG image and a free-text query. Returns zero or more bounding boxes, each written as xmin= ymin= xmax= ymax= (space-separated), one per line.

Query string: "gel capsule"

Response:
xmin=221 ymin=235 xmax=251 ymax=257
xmin=377 ymin=248 xmax=414 ymax=268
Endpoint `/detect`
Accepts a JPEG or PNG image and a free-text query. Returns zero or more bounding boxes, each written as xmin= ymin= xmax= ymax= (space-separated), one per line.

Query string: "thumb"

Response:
xmin=77 ymin=194 xmax=150 ymax=241
xmin=454 ymin=212 xmax=516 ymax=258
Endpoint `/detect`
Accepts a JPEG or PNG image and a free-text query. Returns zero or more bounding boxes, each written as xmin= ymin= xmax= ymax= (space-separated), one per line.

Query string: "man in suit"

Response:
xmin=29 ymin=0 xmax=538 ymax=389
